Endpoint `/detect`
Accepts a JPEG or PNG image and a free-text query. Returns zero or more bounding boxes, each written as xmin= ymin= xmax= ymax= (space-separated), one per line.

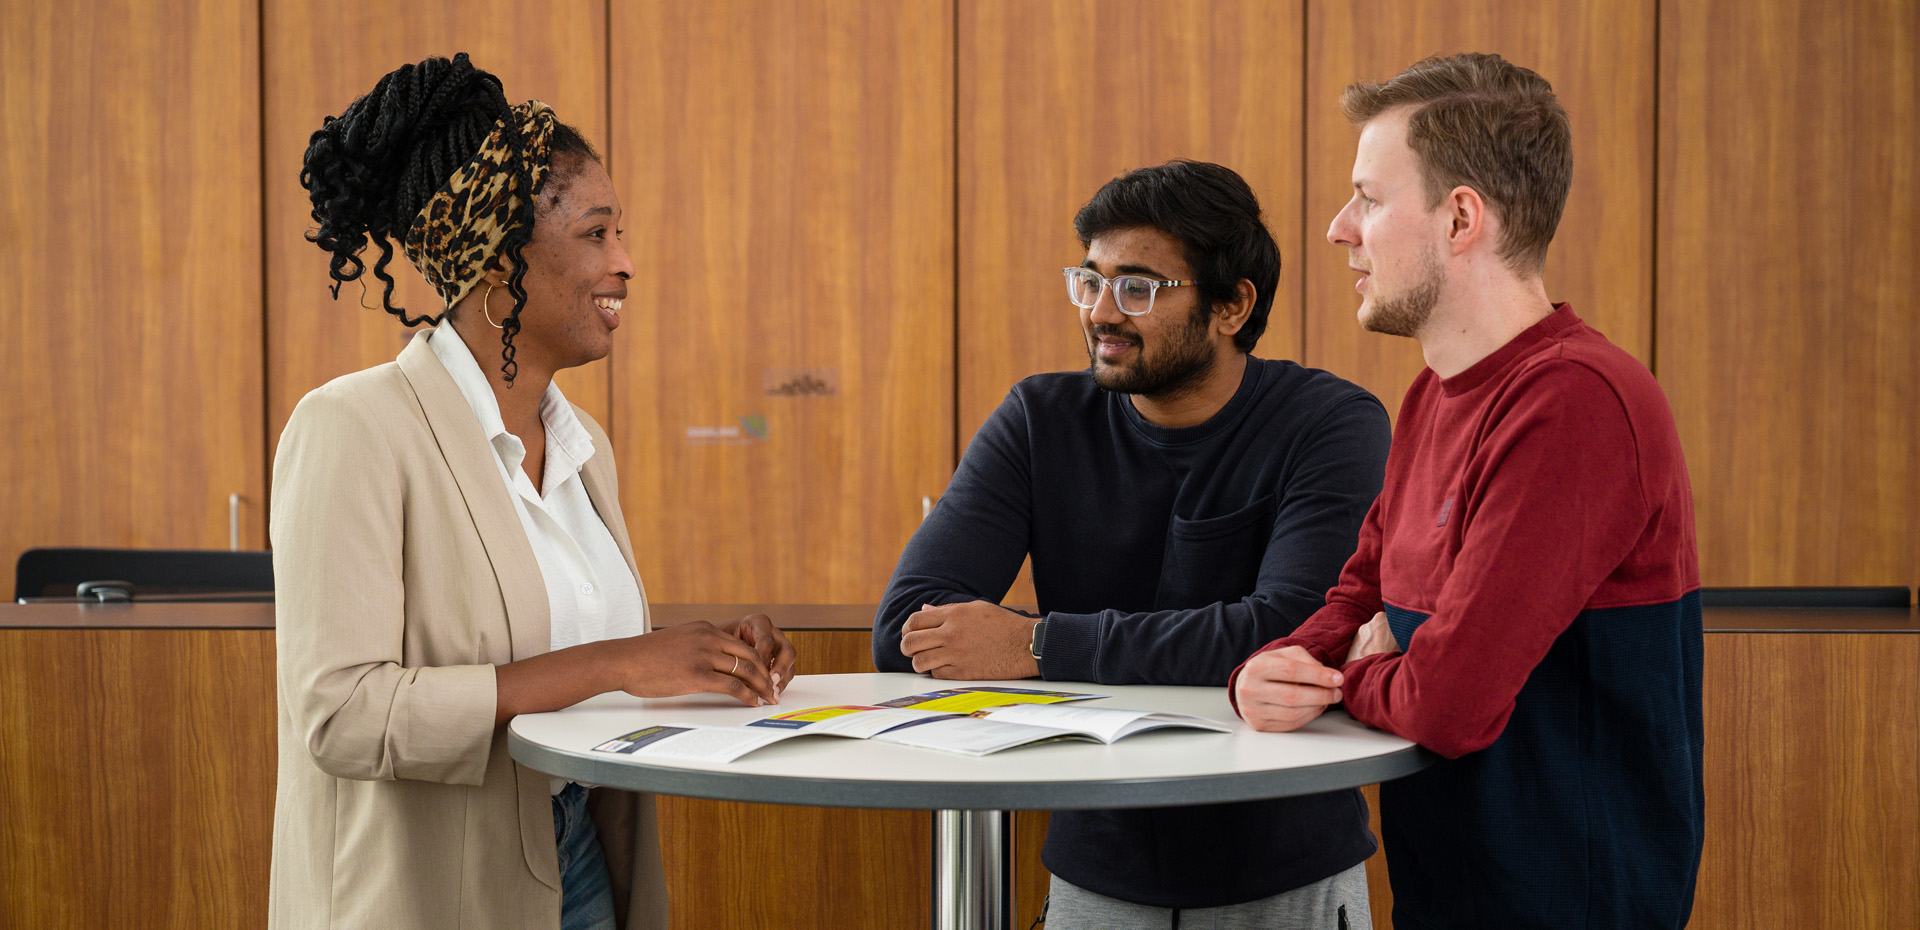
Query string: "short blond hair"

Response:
xmin=1343 ymin=53 xmax=1571 ymax=274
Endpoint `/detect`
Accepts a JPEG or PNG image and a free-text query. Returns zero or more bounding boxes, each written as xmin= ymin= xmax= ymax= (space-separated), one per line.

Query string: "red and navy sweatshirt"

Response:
xmin=1233 ymin=305 xmax=1705 ymax=929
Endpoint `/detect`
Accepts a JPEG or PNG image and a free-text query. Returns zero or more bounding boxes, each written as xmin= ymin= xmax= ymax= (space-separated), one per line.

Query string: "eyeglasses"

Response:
xmin=1062 ymin=267 xmax=1195 ymax=317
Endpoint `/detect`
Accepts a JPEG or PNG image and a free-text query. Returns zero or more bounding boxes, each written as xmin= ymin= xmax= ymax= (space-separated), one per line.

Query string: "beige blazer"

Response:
xmin=269 ymin=332 xmax=667 ymax=930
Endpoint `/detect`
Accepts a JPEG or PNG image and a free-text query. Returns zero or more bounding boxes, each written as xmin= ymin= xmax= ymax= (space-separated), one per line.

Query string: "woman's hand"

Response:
xmin=601 ymin=621 xmax=785 ymax=707
xmin=493 ymin=617 xmax=801 ymax=725
xmin=713 ymin=613 xmax=798 ymax=695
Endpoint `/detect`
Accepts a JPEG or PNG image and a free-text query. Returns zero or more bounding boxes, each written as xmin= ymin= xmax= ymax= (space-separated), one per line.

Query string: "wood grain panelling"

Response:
xmin=262 ymin=0 xmax=610 ymax=448
xmin=1658 ymin=0 xmax=1919 ymax=587
xmin=785 ymin=628 xmax=881 ymax=677
xmin=959 ymin=0 xmax=1304 ymax=604
xmin=1361 ymin=783 xmax=1393 ymax=928
xmin=1692 ymin=634 xmax=1920 ymax=928
xmin=0 ymin=630 xmax=277 ymax=927
xmin=959 ymin=0 xmax=1306 ymax=437
xmin=1014 ymin=810 xmax=1051 ymax=929
xmin=657 ymin=630 xmax=931 ymax=930
xmin=1304 ymin=1 xmax=1655 ymax=420
xmin=609 ymin=0 xmax=954 ymax=603
xmin=0 ymin=0 xmax=264 ymax=572
xmin=657 ymin=797 xmax=928 ymax=930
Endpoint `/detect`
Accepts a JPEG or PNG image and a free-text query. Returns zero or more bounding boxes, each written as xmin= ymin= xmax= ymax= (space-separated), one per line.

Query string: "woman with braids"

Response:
xmin=270 ymin=54 xmax=795 ymax=930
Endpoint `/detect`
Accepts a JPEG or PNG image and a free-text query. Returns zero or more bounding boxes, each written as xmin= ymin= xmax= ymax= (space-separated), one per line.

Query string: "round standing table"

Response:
xmin=509 ymin=672 xmax=1431 ymax=930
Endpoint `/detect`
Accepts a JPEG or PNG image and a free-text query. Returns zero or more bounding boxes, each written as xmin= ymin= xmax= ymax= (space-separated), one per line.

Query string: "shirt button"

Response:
xmin=581 ymin=583 xmax=595 ymax=596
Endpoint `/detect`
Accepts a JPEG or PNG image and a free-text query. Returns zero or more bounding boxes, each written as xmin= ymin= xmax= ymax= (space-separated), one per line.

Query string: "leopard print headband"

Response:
xmin=401 ymin=101 xmax=557 ymax=309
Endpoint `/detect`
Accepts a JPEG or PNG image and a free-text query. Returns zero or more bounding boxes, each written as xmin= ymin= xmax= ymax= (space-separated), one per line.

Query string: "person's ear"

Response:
xmin=1214 ymin=279 xmax=1257 ymax=338
xmin=1445 ymin=185 xmax=1487 ymax=257
xmin=486 ymin=252 xmax=520 ymax=282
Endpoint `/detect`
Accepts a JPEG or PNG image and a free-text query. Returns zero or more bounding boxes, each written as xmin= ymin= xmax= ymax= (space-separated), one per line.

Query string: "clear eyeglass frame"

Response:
xmin=1061 ymin=267 xmax=1196 ymax=317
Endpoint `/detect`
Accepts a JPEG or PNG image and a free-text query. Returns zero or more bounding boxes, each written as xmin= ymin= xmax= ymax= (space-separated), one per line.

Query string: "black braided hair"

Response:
xmin=300 ymin=53 xmax=599 ymax=385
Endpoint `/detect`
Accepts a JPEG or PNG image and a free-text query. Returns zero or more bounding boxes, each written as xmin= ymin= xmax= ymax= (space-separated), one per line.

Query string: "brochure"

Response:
xmin=874 ymin=686 xmax=1106 ymax=713
xmin=592 ymin=724 xmax=795 ymax=762
xmin=590 ymin=686 xmax=1231 ymax=763
xmin=869 ymin=703 xmax=1233 ymax=757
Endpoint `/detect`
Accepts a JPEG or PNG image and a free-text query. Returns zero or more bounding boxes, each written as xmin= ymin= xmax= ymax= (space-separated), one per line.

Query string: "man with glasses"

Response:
xmin=872 ymin=160 xmax=1391 ymax=928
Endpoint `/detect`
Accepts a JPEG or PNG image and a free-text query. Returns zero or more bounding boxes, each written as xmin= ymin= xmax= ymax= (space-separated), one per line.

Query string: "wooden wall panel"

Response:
xmin=657 ymin=630 xmax=930 ymax=930
xmin=1304 ymin=0 xmax=1656 ymax=420
xmin=1013 ymin=810 xmax=1051 ymax=928
xmin=0 ymin=0 xmax=265 ymax=572
xmin=1360 ymin=783 xmax=1394 ymax=928
xmin=1658 ymin=0 xmax=1919 ymax=587
xmin=262 ymin=0 xmax=610 ymax=450
xmin=1692 ymin=634 xmax=1920 ymax=928
xmin=959 ymin=0 xmax=1305 ymax=604
xmin=0 ymin=630 xmax=278 ymax=927
xmin=959 ymin=0 xmax=1306 ymax=436
xmin=609 ymin=0 xmax=955 ymax=604
xmin=785 ymin=627 xmax=881 ymax=678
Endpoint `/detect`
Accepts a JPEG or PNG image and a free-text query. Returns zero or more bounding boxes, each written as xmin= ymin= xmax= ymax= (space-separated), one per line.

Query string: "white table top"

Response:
xmin=508 ymin=672 xmax=1430 ymax=810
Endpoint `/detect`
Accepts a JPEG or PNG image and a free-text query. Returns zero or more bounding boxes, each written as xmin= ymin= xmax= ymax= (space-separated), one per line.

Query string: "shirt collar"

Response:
xmin=1117 ymin=354 xmax=1265 ymax=447
xmin=1438 ymin=303 xmax=1582 ymax=397
xmin=429 ymin=319 xmax=595 ymax=482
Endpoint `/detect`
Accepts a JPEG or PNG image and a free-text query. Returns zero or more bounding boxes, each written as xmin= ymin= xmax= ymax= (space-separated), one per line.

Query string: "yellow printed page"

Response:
xmin=886 ymin=687 xmax=1105 ymax=715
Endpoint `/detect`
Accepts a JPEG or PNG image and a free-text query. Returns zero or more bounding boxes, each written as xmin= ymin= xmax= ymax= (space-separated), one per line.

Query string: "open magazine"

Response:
xmin=591 ymin=686 xmax=1232 ymax=762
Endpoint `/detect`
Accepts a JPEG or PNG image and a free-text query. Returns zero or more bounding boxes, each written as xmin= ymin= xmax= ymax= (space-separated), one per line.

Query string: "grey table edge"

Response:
xmin=507 ymin=729 xmax=1437 ymax=810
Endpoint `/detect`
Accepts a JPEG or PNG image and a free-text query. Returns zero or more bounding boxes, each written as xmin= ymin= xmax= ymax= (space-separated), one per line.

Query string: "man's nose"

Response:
xmin=1088 ymin=283 xmax=1128 ymax=324
xmin=1328 ymin=202 xmax=1359 ymax=248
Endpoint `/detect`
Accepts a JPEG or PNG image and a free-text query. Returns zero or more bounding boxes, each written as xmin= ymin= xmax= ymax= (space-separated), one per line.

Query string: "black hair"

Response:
xmin=1072 ymin=160 xmax=1280 ymax=353
xmin=300 ymin=52 xmax=600 ymax=384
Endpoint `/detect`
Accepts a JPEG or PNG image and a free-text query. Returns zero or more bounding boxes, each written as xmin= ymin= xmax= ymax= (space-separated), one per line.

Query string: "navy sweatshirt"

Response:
xmin=1237 ymin=306 xmax=1705 ymax=928
xmin=873 ymin=357 xmax=1391 ymax=908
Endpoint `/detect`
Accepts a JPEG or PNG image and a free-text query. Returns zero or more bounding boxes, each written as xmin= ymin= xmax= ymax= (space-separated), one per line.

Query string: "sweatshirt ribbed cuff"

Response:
xmin=1036 ymin=611 xmax=1100 ymax=682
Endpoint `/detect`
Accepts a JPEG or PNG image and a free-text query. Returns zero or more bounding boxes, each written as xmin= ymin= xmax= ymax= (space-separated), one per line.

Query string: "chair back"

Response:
xmin=14 ymin=547 xmax=274 ymax=601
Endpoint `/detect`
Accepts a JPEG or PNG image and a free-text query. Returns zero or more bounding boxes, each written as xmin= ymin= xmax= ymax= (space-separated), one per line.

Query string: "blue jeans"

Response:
xmin=553 ymin=783 xmax=617 ymax=930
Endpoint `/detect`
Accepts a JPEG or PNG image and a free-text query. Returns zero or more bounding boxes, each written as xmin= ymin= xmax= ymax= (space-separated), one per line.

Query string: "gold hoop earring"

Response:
xmin=481 ymin=281 xmax=504 ymax=329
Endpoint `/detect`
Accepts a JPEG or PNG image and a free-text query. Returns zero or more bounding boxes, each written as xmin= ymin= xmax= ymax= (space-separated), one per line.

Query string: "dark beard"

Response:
xmin=1362 ymin=250 xmax=1444 ymax=338
xmin=1086 ymin=304 xmax=1217 ymax=397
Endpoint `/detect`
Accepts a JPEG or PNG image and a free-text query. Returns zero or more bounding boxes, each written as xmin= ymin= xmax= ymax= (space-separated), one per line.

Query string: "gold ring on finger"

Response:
xmin=730 ymin=656 xmax=740 ymax=676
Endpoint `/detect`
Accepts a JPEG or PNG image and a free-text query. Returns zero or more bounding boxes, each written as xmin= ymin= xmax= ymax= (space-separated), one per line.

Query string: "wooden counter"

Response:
xmin=3 ymin=603 xmax=1914 ymax=929
xmin=9 ymin=600 xmax=1915 ymax=632
xmin=0 ymin=601 xmax=881 ymax=630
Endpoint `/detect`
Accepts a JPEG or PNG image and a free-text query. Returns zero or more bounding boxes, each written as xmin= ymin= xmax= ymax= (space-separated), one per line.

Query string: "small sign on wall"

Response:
xmin=764 ymin=367 xmax=838 ymax=397
xmin=686 ymin=414 xmax=770 ymax=445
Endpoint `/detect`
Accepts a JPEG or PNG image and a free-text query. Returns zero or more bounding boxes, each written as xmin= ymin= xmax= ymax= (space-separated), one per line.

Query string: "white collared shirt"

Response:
xmin=429 ymin=320 xmax=649 ymax=654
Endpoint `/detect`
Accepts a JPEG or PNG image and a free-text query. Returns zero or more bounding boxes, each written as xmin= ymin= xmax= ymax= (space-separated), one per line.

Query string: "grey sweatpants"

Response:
xmin=1042 ymin=862 xmax=1372 ymax=930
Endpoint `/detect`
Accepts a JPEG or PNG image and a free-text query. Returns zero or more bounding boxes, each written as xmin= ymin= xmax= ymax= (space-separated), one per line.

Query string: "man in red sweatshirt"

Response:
xmin=1231 ymin=53 xmax=1704 ymax=929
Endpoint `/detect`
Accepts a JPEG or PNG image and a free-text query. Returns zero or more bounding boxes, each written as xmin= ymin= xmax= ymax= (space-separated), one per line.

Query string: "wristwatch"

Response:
xmin=1028 ymin=619 xmax=1047 ymax=660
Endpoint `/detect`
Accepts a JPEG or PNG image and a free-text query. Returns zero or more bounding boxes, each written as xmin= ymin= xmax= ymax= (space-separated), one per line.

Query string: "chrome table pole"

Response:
xmin=933 ymin=809 xmax=1010 ymax=930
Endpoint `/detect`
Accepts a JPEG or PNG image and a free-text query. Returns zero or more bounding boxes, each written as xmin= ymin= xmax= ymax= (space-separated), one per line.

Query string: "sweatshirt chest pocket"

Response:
xmin=1154 ymin=495 xmax=1277 ymax=609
